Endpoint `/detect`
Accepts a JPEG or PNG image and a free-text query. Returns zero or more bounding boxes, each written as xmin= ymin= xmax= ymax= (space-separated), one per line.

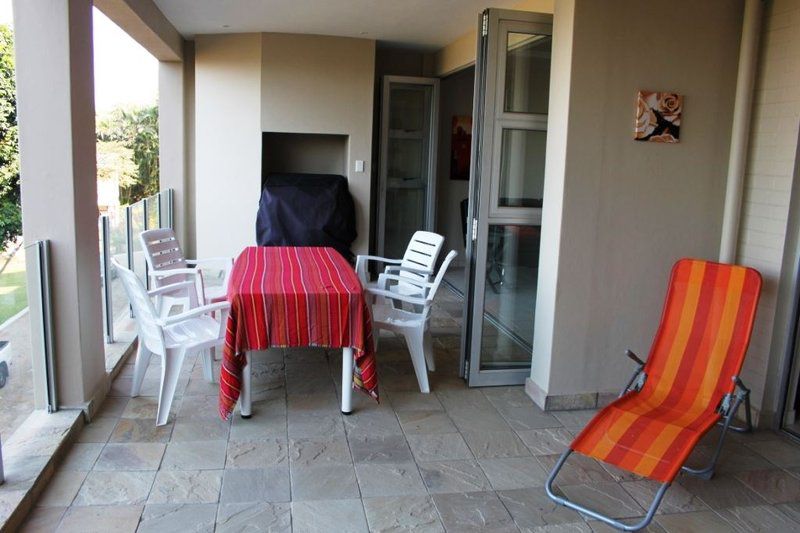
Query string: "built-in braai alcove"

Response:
xmin=261 ymin=132 xmax=349 ymax=185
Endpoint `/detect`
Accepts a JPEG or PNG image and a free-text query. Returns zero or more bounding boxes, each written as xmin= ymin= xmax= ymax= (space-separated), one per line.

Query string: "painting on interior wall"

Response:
xmin=450 ymin=115 xmax=472 ymax=180
xmin=634 ymin=90 xmax=683 ymax=143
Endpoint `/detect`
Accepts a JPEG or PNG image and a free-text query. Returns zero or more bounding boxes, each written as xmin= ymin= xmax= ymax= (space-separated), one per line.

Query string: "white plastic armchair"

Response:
xmin=113 ymin=259 xmax=230 ymax=426
xmin=366 ymin=250 xmax=457 ymax=393
xmin=356 ymin=231 xmax=445 ymax=297
xmin=140 ymin=228 xmax=233 ymax=317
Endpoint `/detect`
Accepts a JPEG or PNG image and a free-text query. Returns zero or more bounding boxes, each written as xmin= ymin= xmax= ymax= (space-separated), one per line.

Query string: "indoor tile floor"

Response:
xmin=18 ymin=296 xmax=800 ymax=532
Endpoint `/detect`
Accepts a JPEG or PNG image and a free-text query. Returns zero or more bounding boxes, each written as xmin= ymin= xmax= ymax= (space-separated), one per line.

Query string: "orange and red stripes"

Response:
xmin=571 ymin=259 xmax=761 ymax=483
xmin=219 ymin=247 xmax=378 ymax=420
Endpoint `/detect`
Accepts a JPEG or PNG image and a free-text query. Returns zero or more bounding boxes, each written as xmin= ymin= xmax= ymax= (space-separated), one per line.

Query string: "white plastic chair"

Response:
xmin=356 ymin=231 xmax=445 ymax=298
xmin=113 ymin=258 xmax=230 ymax=426
xmin=366 ymin=250 xmax=457 ymax=393
xmin=140 ymin=228 xmax=233 ymax=318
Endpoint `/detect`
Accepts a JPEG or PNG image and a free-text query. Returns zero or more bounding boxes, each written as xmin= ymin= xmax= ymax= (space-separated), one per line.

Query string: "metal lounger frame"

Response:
xmin=544 ymin=351 xmax=753 ymax=532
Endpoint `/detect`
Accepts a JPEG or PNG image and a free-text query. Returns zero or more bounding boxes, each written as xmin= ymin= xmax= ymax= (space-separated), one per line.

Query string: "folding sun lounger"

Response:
xmin=545 ymin=258 xmax=762 ymax=531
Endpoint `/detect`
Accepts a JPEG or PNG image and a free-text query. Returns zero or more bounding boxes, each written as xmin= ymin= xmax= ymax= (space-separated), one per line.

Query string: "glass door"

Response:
xmin=462 ymin=10 xmax=553 ymax=386
xmin=378 ymin=76 xmax=439 ymax=259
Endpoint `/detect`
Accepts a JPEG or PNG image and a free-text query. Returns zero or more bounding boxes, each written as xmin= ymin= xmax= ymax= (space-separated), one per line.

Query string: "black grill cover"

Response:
xmin=256 ymin=173 xmax=357 ymax=262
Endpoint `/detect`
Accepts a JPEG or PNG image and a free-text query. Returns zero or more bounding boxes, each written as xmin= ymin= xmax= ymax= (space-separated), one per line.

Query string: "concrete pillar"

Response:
xmin=14 ymin=0 xmax=106 ymax=410
xmin=159 ymin=59 xmax=186 ymax=248
xmin=158 ymin=41 xmax=196 ymax=256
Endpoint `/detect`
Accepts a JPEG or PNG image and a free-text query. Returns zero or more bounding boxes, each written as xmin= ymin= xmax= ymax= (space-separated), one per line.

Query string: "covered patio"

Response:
xmin=3 ymin=0 xmax=800 ymax=532
xmin=20 ymin=294 xmax=800 ymax=531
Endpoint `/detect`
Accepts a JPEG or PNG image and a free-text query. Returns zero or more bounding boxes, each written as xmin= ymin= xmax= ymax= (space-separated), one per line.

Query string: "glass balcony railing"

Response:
xmin=99 ymin=189 xmax=173 ymax=345
xmin=0 ymin=239 xmax=56 ymax=475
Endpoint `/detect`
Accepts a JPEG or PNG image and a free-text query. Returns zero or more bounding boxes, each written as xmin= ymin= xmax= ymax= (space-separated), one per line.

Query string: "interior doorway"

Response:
xmin=436 ymin=66 xmax=475 ymax=297
xmin=376 ymin=76 xmax=439 ymax=259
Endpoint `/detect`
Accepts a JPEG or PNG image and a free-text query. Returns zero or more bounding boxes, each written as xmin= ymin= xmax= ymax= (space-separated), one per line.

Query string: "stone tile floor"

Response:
xmin=17 ymin=295 xmax=800 ymax=532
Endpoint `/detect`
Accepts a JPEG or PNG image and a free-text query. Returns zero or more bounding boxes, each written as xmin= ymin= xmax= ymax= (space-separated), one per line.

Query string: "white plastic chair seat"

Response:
xmin=163 ymin=316 xmax=222 ymax=349
xmin=371 ymin=304 xmax=424 ymax=329
xmin=363 ymin=280 xmax=424 ymax=299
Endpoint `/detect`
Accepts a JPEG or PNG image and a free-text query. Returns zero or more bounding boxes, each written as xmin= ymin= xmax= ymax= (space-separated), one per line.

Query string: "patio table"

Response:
xmin=218 ymin=246 xmax=378 ymax=420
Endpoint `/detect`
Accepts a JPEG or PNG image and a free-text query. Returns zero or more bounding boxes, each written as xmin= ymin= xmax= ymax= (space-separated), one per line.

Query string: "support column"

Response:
xmin=14 ymin=0 xmax=106 ymax=410
xmin=158 ymin=41 xmax=194 ymax=254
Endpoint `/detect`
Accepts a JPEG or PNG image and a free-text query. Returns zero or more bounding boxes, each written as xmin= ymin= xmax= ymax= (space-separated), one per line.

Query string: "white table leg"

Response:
xmin=341 ymin=347 xmax=353 ymax=415
xmin=240 ymin=352 xmax=252 ymax=418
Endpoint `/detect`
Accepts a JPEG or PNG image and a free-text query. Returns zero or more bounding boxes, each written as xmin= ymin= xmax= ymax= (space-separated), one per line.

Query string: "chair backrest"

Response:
xmin=641 ymin=258 xmax=761 ymax=410
xmin=420 ymin=250 xmax=458 ymax=320
xmin=112 ymin=258 xmax=166 ymax=355
xmin=140 ymin=228 xmax=188 ymax=287
xmin=397 ymin=231 xmax=445 ymax=294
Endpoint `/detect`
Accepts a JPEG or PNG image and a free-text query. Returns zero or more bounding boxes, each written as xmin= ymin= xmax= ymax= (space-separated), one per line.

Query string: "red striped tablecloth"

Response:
xmin=219 ymin=246 xmax=378 ymax=420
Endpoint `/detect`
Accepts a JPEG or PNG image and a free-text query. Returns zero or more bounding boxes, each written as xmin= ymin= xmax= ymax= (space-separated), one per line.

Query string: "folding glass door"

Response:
xmin=462 ymin=9 xmax=553 ymax=386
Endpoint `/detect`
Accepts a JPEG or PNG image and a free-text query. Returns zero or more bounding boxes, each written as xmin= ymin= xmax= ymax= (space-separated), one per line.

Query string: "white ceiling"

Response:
xmin=153 ymin=0 xmax=522 ymax=49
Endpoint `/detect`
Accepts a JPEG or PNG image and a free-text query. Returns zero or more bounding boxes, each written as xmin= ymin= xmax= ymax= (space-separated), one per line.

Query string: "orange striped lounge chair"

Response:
xmin=545 ymin=258 xmax=762 ymax=532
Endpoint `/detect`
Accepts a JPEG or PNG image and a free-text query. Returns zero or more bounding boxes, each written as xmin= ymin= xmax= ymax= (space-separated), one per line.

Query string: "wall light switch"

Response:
xmin=355 ymin=160 xmax=365 ymax=172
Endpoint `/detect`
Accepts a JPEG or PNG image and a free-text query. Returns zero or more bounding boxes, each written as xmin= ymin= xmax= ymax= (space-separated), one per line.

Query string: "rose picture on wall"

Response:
xmin=634 ymin=90 xmax=683 ymax=143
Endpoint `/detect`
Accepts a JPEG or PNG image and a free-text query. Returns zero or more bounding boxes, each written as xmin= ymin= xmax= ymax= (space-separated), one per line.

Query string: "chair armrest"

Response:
xmin=188 ymin=257 xmax=234 ymax=293
xmin=625 ymin=349 xmax=645 ymax=366
xmin=356 ymin=255 xmax=402 ymax=285
xmin=384 ymin=264 xmax=432 ymax=276
xmin=148 ymin=281 xmax=196 ymax=297
xmin=149 ymin=268 xmax=201 ymax=278
xmin=733 ymin=376 xmax=750 ymax=394
xmin=618 ymin=350 xmax=647 ymax=398
xmin=365 ymin=287 xmax=426 ymax=306
xmin=356 ymin=255 xmax=404 ymax=265
xmin=376 ymin=273 xmax=431 ymax=292
xmin=186 ymin=257 xmax=233 ymax=269
xmin=160 ymin=301 xmax=231 ymax=326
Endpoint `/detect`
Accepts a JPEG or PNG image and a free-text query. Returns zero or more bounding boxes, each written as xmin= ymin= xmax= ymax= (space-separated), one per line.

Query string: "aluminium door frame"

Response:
xmin=462 ymin=8 xmax=553 ymax=387
xmin=377 ymin=75 xmax=440 ymax=258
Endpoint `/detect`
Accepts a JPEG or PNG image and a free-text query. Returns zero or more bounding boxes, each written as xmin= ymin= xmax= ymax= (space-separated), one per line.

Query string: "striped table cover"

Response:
xmin=219 ymin=246 xmax=377 ymax=420
xmin=570 ymin=259 xmax=761 ymax=483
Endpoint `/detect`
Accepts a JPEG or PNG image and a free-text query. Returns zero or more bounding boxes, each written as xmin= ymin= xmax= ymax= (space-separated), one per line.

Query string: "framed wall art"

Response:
xmin=635 ymin=90 xmax=683 ymax=143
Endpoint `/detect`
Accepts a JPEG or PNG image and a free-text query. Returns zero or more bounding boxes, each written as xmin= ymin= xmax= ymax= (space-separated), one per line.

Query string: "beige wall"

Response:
xmin=530 ymin=0 xmax=744 ymax=405
xmin=194 ymin=34 xmax=263 ymax=258
xmin=433 ymin=0 xmax=554 ymax=76
xmin=194 ymin=33 xmax=375 ymax=257
xmin=260 ymin=34 xmax=376 ymax=255
xmin=737 ymin=0 xmax=800 ymax=420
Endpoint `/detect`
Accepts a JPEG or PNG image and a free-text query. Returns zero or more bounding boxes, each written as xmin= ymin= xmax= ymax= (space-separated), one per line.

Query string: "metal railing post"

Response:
xmin=100 ymin=215 xmax=114 ymax=343
xmin=156 ymin=192 xmax=162 ymax=229
xmin=142 ymin=197 xmax=150 ymax=289
xmin=25 ymin=240 xmax=57 ymax=413
xmin=167 ymin=189 xmax=174 ymax=229
xmin=125 ymin=205 xmax=134 ymax=318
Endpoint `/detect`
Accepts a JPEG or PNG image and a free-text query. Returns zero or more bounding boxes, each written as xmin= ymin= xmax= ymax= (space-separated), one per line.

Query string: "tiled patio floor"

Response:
xmin=19 ymin=295 xmax=800 ymax=532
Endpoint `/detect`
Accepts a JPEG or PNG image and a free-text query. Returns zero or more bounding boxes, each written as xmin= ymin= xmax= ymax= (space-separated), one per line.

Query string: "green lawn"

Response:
xmin=0 ymin=249 xmax=27 ymax=325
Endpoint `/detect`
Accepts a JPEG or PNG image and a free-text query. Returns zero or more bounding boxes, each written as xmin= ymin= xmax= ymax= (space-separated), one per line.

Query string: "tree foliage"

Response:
xmin=96 ymin=140 xmax=137 ymax=187
xmin=96 ymin=106 xmax=159 ymax=205
xmin=0 ymin=25 xmax=160 ymax=254
xmin=0 ymin=25 xmax=20 ymax=253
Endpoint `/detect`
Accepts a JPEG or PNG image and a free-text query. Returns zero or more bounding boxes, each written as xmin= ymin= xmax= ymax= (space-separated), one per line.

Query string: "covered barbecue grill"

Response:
xmin=256 ymin=173 xmax=357 ymax=262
